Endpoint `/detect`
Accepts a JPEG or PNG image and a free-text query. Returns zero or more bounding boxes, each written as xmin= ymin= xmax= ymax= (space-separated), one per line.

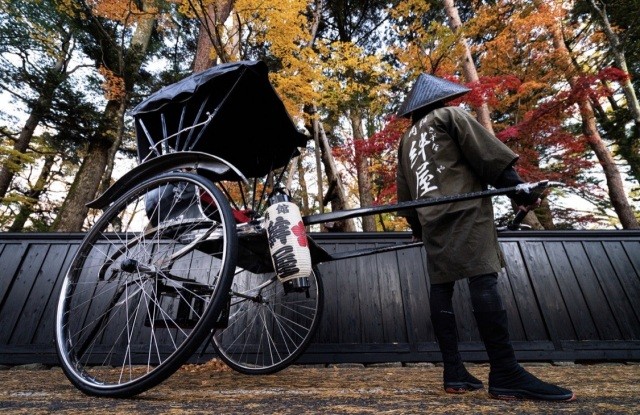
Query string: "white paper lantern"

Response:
xmin=264 ymin=200 xmax=312 ymax=283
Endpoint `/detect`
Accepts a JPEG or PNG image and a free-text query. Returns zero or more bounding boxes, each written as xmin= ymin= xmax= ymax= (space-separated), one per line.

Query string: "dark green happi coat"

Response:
xmin=396 ymin=107 xmax=518 ymax=284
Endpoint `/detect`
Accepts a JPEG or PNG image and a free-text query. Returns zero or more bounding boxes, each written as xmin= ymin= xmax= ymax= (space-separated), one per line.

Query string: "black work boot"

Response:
xmin=474 ymin=310 xmax=576 ymax=401
xmin=432 ymin=311 xmax=483 ymax=393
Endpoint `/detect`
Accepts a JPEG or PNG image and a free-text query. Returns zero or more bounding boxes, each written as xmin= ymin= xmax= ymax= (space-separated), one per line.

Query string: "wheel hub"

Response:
xmin=120 ymin=258 xmax=156 ymax=274
xmin=120 ymin=258 xmax=139 ymax=273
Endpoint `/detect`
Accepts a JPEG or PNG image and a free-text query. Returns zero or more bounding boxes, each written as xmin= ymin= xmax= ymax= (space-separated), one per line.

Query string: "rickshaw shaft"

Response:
xmin=301 ymin=181 xmax=553 ymax=226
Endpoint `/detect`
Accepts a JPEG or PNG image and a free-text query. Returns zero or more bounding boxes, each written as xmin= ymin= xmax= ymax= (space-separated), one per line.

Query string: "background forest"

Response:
xmin=0 ymin=0 xmax=639 ymax=232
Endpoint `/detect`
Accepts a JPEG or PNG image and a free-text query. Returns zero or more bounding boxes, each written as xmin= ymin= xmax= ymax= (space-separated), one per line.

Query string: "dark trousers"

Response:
xmin=428 ymin=273 xmax=500 ymax=387
xmin=429 ymin=273 xmax=502 ymax=370
xmin=430 ymin=272 xmax=503 ymax=315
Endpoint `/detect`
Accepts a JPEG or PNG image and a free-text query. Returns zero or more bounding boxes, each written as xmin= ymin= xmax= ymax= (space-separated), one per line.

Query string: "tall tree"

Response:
xmin=313 ymin=0 xmax=397 ymax=231
xmin=53 ymin=0 xmax=160 ymax=231
xmin=349 ymin=109 xmax=376 ymax=231
xmin=463 ymin=0 xmax=590 ymax=228
xmin=586 ymin=0 xmax=640 ymax=131
xmin=442 ymin=0 xmax=495 ymax=134
xmin=442 ymin=0 xmax=549 ymax=229
xmin=2 ymin=0 xmax=636 ymax=231
xmin=184 ymin=0 xmax=236 ymax=69
xmin=0 ymin=0 xmax=76 ymax=201
xmin=8 ymin=153 xmax=56 ymax=232
xmin=232 ymin=0 xmax=358 ymax=230
xmin=545 ymin=1 xmax=637 ymax=228
xmin=575 ymin=0 xmax=640 ymax=184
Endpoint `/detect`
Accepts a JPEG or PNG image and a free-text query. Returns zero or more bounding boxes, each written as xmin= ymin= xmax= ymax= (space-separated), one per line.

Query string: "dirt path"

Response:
xmin=1 ymin=362 xmax=638 ymax=414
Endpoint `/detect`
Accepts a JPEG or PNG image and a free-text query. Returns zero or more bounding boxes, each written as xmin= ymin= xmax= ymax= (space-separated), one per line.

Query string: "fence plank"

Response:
xmin=32 ymin=243 xmax=78 ymax=344
xmin=496 ymin=241 xmax=526 ymax=340
xmin=10 ymin=244 xmax=71 ymax=345
xmin=621 ymin=241 xmax=640 ymax=276
xmin=0 ymin=244 xmax=49 ymax=344
xmin=545 ymin=242 xmax=598 ymax=340
xmin=396 ymin=246 xmax=432 ymax=345
xmin=604 ymin=241 xmax=640 ymax=322
xmin=315 ymin=243 xmax=340 ymax=345
xmin=583 ymin=241 xmax=640 ymax=339
xmin=501 ymin=242 xmax=547 ymax=341
xmin=337 ymin=242 xmax=363 ymax=344
xmin=521 ymin=241 xmax=576 ymax=342
xmin=356 ymin=243 xmax=384 ymax=344
xmin=376 ymin=250 xmax=407 ymax=343
xmin=563 ymin=241 xmax=621 ymax=340
xmin=0 ymin=243 xmax=28 ymax=309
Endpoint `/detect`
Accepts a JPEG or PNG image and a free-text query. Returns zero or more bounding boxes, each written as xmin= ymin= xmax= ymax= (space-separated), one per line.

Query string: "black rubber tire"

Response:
xmin=212 ymin=267 xmax=323 ymax=375
xmin=55 ymin=172 xmax=237 ymax=398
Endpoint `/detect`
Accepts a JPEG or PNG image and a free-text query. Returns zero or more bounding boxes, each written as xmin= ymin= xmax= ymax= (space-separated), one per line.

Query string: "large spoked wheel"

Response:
xmin=212 ymin=267 xmax=323 ymax=374
xmin=55 ymin=172 xmax=237 ymax=398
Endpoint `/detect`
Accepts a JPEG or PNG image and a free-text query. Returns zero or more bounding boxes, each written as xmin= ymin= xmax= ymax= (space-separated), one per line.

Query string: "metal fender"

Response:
xmin=87 ymin=151 xmax=247 ymax=209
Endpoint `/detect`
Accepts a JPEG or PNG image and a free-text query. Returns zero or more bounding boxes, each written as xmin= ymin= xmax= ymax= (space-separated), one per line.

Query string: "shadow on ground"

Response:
xmin=1 ymin=362 xmax=638 ymax=414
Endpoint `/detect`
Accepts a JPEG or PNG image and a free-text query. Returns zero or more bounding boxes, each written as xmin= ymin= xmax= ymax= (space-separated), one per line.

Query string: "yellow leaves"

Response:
xmin=518 ymin=80 xmax=550 ymax=96
xmin=55 ymin=0 xmax=83 ymax=17
xmin=192 ymin=0 xmax=394 ymax=121
xmin=86 ymin=0 xmax=159 ymax=24
xmin=177 ymin=0 xmax=198 ymax=18
xmin=177 ymin=0 xmax=319 ymax=120
xmin=236 ymin=0 xmax=309 ymax=48
xmin=388 ymin=0 xmax=431 ymax=34
xmin=233 ymin=0 xmax=306 ymax=56
xmin=98 ymin=65 xmax=126 ymax=101
xmin=87 ymin=0 xmax=136 ymax=20
xmin=0 ymin=147 xmax=36 ymax=174
xmin=177 ymin=0 xmax=219 ymax=19
xmin=317 ymin=41 xmax=393 ymax=115
xmin=388 ymin=0 xmax=462 ymax=79
xmin=469 ymin=0 xmax=556 ymax=75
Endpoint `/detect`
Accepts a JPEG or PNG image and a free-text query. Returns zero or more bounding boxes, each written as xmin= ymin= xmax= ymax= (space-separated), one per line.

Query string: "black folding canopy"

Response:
xmin=132 ymin=61 xmax=308 ymax=179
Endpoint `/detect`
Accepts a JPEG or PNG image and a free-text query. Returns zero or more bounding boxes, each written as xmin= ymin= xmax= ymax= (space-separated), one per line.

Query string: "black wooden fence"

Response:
xmin=1 ymin=231 xmax=639 ymax=366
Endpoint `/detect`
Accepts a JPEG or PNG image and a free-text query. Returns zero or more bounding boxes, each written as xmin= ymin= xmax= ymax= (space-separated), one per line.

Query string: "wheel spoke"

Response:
xmin=212 ymin=270 xmax=322 ymax=374
xmin=55 ymin=173 xmax=237 ymax=397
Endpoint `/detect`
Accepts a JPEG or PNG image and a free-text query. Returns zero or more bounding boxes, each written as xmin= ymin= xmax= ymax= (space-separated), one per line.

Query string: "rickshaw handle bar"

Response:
xmin=302 ymin=180 xmax=561 ymax=226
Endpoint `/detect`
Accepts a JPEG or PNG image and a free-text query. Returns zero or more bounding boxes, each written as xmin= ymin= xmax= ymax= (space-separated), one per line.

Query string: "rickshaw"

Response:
xmin=54 ymin=61 xmax=552 ymax=398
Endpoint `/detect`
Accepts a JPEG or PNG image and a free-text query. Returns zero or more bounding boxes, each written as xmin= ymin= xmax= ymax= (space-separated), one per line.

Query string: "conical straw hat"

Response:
xmin=397 ymin=73 xmax=470 ymax=118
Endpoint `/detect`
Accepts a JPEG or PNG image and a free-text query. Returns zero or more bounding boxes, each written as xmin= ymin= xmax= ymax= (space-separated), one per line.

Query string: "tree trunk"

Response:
xmin=0 ymin=39 xmax=70 ymax=200
xmin=442 ymin=0 xmax=494 ymax=134
xmin=53 ymin=2 xmax=157 ymax=232
xmin=586 ymin=0 xmax=640 ymax=185
xmin=99 ymin=134 xmax=121 ymax=194
xmin=100 ymin=0 xmax=156 ymax=194
xmin=590 ymin=94 xmax=640 ymax=186
xmin=8 ymin=154 xmax=56 ymax=232
xmin=299 ymin=0 xmax=353 ymax=231
xmin=442 ymin=0 xmax=546 ymax=228
xmin=616 ymin=131 xmax=640 ymax=187
xmin=307 ymin=0 xmax=326 ymax=218
xmin=295 ymin=154 xmax=310 ymax=217
xmin=284 ymin=153 xmax=310 ymax=217
xmin=315 ymin=111 xmax=356 ymax=232
xmin=533 ymin=199 xmax=555 ymax=230
xmin=350 ymin=111 xmax=376 ymax=231
xmin=193 ymin=0 xmax=236 ymax=70
xmin=312 ymin=117 xmax=325 ymax=215
xmin=588 ymin=0 xmax=640 ymax=132
xmin=541 ymin=1 xmax=639 ymax=229
xmin=580 ymin=101 xmax=639 ymax=228
xmin=53 ymin=100 xmax=125 ymax=232
xmin=0 ymin=112 xmax=42 ymax=200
